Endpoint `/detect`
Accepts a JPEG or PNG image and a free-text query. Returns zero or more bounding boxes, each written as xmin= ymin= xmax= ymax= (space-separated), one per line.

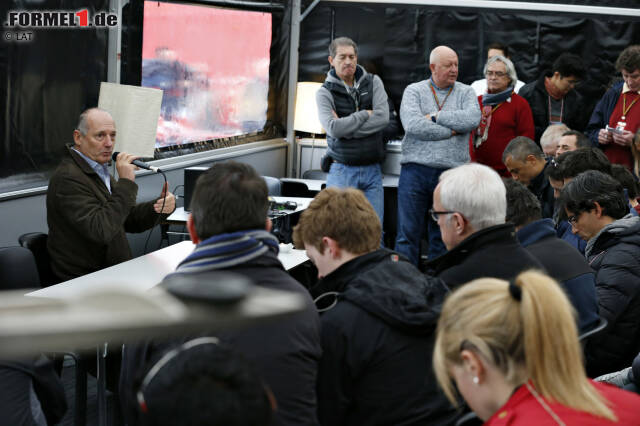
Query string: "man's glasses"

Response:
xmin=429 ymin=209 xmax=456 ymax=222
xmin=486 ymin=71 xmax=507 ymax=78
xmin=567 ymin=213 xmax=582 ymax=225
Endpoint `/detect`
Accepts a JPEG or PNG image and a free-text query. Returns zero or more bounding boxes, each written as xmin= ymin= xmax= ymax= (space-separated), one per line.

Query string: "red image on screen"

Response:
xmin=142 ymin=1 xmax=272 ymax=147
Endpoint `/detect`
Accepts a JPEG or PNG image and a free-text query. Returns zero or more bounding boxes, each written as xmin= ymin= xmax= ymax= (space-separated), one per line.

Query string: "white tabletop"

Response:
xmin=28 ymin=241 xmax=309 ymax=299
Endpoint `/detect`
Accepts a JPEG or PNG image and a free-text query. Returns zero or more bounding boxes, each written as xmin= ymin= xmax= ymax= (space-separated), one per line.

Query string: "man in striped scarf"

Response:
xmin=121 ymin=161 xmax=322 ymax=426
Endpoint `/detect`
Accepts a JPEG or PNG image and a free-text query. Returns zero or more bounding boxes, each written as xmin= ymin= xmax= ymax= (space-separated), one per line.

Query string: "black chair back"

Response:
xmin=302 ymin=169 xmax=328 ymax=180
xmin=263 ymin=176 xmax=282 ymax=196
xmin=0 ymin=246 xmax=40 ymax=290
xmin=19 ymin=232 xmax=59 ymax=287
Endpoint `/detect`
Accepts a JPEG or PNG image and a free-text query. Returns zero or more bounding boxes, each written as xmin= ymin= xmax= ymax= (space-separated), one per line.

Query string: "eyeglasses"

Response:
xmin=567 ymin=212 xmax=582 ymax=225
xmin=429 ymin=209 xmax=456 ymax=222
xmin=486 ymin=71 xmax=507 ymax=78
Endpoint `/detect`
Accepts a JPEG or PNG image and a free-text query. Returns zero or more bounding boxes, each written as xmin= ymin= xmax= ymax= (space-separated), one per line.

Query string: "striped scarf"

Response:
xmin=174 ymin=230 xmax=279 ymax=274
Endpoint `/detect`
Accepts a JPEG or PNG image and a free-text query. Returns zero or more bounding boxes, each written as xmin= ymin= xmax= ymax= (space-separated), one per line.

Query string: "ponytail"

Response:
xmin=434 ymin=270 xmax=616 ymax=421
xmin=516 ymin=271 xmax=616 ymax=420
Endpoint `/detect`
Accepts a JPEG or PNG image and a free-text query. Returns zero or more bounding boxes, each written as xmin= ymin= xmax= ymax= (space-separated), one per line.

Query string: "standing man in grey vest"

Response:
xmin=316 ymin=37 xmax=389 ymax=227
xmin=395 ymin=45 xmax=481 ymax=266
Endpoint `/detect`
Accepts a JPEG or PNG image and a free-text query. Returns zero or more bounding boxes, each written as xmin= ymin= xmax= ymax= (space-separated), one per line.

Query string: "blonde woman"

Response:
xmin=433 ymin=270 xmax=640 ymax=424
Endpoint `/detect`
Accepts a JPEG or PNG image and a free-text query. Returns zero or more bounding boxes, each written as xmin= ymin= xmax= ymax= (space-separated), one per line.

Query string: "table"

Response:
xmin=167 ymin=196 xmax=314 ymax=223
xmin=24 ymin=240 xmax=308 ymax=426
xmin=28 ymin=241 xmax=309 ymax=299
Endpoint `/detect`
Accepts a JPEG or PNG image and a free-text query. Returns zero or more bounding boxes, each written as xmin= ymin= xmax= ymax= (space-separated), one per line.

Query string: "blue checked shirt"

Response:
xmin=72 ymin=148 xmax=112 ymax=193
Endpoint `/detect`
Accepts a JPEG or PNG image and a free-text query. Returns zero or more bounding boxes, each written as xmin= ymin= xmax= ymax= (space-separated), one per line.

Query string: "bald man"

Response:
xmin=46 ymin=107 xmax=176 ymax=281
xmin=395 ymin=46 xmax=481 ymax=266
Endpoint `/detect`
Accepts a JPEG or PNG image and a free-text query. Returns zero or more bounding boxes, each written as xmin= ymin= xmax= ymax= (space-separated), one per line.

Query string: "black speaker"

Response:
xmin=184 ymin=167 xmax=208 ymax=211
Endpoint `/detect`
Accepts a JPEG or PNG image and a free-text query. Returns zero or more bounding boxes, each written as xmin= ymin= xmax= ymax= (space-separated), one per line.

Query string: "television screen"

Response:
xmin=142 ymin=1 xmax=272 ymax=148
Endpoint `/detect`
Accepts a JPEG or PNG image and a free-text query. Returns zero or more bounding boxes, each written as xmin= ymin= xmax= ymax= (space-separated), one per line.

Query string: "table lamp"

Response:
xmin=293 ymin=82 xmax=326 ymax=139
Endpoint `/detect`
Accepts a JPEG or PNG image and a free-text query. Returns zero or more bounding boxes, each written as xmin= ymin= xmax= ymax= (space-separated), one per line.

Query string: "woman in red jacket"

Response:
xmin=433 ymin=270 xmax=640 ymax=425
xmin=472 ymin=55 xmax=535 ymax=176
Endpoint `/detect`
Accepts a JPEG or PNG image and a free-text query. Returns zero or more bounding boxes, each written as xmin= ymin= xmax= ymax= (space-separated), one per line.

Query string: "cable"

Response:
xmin=172 ymin=184 xmax=184 ymax=199
xmin=143 ymin=171 xmax=169 ymax=255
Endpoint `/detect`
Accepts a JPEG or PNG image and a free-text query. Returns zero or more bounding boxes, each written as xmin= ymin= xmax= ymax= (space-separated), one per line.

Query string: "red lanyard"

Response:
xmin=429 ymin=83 xmax=453 ymax=111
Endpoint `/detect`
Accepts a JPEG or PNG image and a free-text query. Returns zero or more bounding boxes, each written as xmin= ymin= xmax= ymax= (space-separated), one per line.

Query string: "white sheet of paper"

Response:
xmin=98 ymin=82 xmax=163 ymax=158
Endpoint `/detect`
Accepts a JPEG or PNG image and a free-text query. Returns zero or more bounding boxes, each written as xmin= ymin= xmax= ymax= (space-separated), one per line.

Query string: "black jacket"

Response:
xmin=120 ymin=250 xmax=322 ymax=426
xmin=529 ymin=161 xmax=555 ymax=219
xmin=311 ymin=249 xmax=458 ymax=426
xmin=47 ymin=147 xmax=161 ymax=280
xmin=426 ymin=223 xmax=545 ymax=290
xmin=517 ymin=218 xmax=599 ymax=333
xmin=518 ymin=72 xmax=590 ymax=143
xmin=584 ymin=215 xmax=640 ymax=377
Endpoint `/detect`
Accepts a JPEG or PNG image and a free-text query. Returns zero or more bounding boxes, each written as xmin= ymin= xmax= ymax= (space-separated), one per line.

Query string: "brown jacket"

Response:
xmin=46 ymin=147 xmax=160 ymax=281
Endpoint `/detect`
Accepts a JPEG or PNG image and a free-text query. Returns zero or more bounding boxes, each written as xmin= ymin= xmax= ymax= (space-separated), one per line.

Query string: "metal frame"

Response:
xmin=318 ymin=0 xmax=640 ymax=17
xmin=107 ymin=0 xmax=129 ymax=83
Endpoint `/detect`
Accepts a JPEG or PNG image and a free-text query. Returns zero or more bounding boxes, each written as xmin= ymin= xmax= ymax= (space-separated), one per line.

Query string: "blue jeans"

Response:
xmin=395 ymin=163 xmax=447 ymax=266
xmin=326 ymin=162 xmax=384 ymax=228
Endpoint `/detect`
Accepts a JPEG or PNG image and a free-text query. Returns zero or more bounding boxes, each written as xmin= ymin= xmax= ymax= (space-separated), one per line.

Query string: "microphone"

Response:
xmin=112 ymin=152 xmax=162 ymax=173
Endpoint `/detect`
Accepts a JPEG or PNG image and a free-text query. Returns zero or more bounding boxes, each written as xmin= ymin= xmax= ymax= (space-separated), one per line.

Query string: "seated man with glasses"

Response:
xmin=560 ymin=170 xmax=640 ymax=378
xmin=425 ymin=163 xmax=543 ymax=289
xmin=427 ymin=163 xmax=544 ymax=290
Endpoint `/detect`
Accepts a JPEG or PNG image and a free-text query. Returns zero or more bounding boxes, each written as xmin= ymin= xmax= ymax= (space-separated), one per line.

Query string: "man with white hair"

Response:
xmin=425 ymin=163 xmax=543 ymax=289
xmin=395 ymin=45 xmax=481 ymax=266
xmin=539 ymin=123 xmax=569 ymax=157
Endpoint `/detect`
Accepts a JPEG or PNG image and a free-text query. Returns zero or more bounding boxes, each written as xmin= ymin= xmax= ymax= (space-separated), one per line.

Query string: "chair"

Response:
xmin=19 ymin=232 xmax=59 ymax=287
xmin=263 ymin=176 xmax=281 ymax=196
xmin=302 ymin=169 xmax=328 ymax=180
xmin=10 ymin=238 xmax=86 ymax=426
xmin=0 ymin=246 xmax=41 ymax=290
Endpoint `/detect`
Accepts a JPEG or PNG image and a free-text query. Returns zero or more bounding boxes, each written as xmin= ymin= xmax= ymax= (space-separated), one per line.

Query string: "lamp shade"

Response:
xmin=293 ymin=82 xmax=326 ymax=134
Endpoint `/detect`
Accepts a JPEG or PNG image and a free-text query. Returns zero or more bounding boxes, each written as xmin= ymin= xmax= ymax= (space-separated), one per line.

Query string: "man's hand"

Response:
xmin=366 ymin=110 xmax=373 ymax=116
xmin=154 ymin=182 xmax=176 ymax=214
xmin=612 ymin=129 xmax=634 ymax=147
xmin=331 ymin=110 xmax=338 ymax=119
xmin=425 ymin=113 xmax=432 ymax=121
xmin=598 ymin=129 xmax=613 ymax=145
xmin=114 ymin=152 xmax=139 ymax=181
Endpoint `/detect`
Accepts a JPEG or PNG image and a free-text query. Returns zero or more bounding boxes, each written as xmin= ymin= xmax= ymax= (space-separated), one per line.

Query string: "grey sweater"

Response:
xmin=400 ymin=79 xmax=480 ymax=168
xmin=316 ymin=66 xmax=389 ymax=139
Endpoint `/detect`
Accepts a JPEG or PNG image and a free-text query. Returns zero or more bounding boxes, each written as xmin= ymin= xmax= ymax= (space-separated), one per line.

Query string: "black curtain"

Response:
xmin=298 ymin=2 xmax=640 ymax=128
xmin=1 ymin=0 xmax=109 ymax=185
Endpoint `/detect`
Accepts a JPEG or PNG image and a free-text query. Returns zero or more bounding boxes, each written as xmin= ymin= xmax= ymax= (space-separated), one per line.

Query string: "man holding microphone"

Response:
xmin=47 ymin=107 xmax=176 ymax=281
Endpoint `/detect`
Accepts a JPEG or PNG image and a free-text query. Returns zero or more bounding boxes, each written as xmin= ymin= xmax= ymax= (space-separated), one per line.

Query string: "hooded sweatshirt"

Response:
xmin=311 ymin=248 xmax=458 ymax=426
xmin=584 ymin=215 xmax=640 ymax=377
